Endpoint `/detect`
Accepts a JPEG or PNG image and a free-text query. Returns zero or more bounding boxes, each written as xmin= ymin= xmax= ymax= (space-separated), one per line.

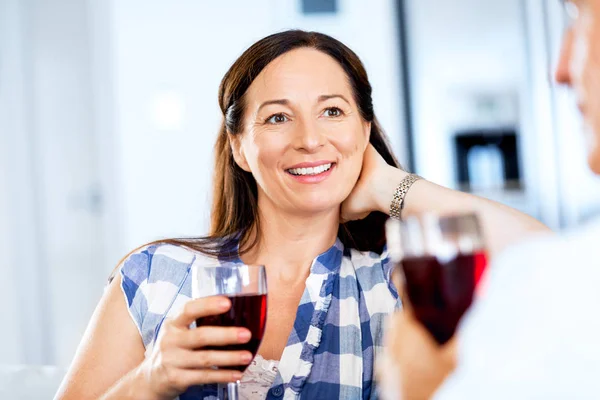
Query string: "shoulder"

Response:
xmin=120 ymin=243 xmax=197 ymax=285
xmin=119 ymin=244 xmax=196 ymax=314
xmin=473 ymin=219 xmax=600 ymax=322
xmin=120 ymin=242 xmax=224 ymax=308
xmin=489 ymin=218 xmax=600 ymax=287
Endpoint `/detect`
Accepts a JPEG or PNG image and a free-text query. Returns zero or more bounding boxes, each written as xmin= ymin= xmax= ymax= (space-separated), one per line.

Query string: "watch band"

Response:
xmin=389 ymin=174 xmax=422 ymax=220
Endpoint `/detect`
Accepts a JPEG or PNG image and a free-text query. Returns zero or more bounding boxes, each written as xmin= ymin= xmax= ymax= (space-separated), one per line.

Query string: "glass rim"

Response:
xmin=191 ymin=263 xmax=267 ymax=298
xmin=386 ymin=212 xmax=486 ymax=261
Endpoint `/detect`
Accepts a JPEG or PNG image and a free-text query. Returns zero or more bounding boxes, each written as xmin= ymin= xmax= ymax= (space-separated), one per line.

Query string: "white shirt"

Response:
xmin=435 ymin=218 xmax=600 ymax=399
xmin=239 ymin=355 xmax=279 ymax=400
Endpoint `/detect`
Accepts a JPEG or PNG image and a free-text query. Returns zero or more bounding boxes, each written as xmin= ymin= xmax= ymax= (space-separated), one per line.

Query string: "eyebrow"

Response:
xmin=257 ymin=94 xmax=351 ymax=114
xmin=256 ymin=99 xmax=290 ymax=114
xmin=318 ymin=94 xmax=351 ymax=105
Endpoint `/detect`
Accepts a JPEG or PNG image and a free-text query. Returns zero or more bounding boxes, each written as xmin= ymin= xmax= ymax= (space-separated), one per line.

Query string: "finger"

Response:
xmin=180 ymin=326 xmax=251 ymax=349
xmin=172 ymin=296 xmax=231 ymax=327
xmin=170 ymin=348 xmax=254 ymax=369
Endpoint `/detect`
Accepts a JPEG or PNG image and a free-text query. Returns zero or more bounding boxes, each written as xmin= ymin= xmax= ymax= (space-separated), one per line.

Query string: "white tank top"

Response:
xmin=239 ymin=355 xmax=279 ymax=399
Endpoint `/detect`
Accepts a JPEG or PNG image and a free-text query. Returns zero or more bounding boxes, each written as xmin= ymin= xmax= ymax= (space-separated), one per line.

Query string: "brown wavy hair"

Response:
xmin=111 ymin=30 xmax=401 ymax=280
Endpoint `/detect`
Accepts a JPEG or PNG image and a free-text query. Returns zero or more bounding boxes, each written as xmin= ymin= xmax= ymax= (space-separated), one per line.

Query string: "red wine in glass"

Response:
xmin=196 ymin=293 xmax=267 ymax=372
xmin=192 ymin=264 xmax=267 ymax=399
xmin=387 ymin=213 xmax=488 ymax=345
xmin=401 ymin=251 xmax=487 ymax=344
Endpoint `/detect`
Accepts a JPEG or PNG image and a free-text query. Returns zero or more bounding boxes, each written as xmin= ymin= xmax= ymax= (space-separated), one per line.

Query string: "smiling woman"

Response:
xmin=56 ymin=30 xmax=548 ymax=400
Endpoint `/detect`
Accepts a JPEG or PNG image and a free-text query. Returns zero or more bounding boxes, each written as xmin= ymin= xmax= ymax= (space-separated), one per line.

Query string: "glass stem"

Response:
xmin=226 ymin=381 xmax=240 ymax=400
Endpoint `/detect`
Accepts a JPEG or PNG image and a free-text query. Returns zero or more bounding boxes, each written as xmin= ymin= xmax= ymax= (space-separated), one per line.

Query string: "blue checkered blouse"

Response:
xmin=120 ymin=237 xmax=400 ymax=399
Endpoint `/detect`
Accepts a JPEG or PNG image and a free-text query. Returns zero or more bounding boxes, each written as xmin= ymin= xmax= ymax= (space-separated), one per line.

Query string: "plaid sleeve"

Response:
xmin=120 ymin=246 xmax=154 ymax=338
xmin=119 ymin=244 xmax=197 ymax=349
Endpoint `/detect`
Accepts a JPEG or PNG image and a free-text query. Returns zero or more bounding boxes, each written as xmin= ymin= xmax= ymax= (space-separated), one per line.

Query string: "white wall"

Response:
xmin=0 ymin=0 xmax=45 ymax=365
xmin=0 ymin=0 xmax=24 ymax=364
xmin=30 ymin=0 xmax=108 ymax=367
xmin=111 ymin=0 xmax=407 ymax=250
xmin=0 ymin=123 xmax=20 ymax=365
xmin=0 ymin=0 xmax=107 ymax=367
xmin=111 ymin=0 xmax=271 ymax=252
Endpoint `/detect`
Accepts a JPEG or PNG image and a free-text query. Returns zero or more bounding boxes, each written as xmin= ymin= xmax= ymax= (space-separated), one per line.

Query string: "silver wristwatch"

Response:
xmin=389 ymin=173 xmax=422 ymax=220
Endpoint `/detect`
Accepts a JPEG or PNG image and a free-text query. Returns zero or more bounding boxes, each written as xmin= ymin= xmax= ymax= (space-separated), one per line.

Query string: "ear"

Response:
xmin=229 ymin=134 xmax=251 ymax=172
xmin=363 ymin=121 xmax=372 ymax=151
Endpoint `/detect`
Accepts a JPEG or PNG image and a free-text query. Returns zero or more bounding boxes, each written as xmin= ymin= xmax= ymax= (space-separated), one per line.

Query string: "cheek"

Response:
xmin=242 ymin=135 xmax=283 ymax=180
xmin=329 ymin=124 xmax=367 ymax=157
xmin=331 ymin=129 xmax=366 ymax=191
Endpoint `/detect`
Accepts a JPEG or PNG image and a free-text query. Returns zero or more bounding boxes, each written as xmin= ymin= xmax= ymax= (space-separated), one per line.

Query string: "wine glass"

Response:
xmin=386 ymin=212 xmax=488 ymax=344
xmin=192 ymin=264 xmax=268 ymax=400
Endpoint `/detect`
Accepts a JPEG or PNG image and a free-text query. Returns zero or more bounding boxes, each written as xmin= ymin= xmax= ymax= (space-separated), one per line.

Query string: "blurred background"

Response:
xmin=1 ymin=0 xmax=599 ymax=396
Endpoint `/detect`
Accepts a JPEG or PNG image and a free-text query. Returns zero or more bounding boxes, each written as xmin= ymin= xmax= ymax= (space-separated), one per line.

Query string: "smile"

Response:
xmin=287 ymin=163 xmax=333 ymax=176
xmin=284 ymin=161 xmax=336 ymax=183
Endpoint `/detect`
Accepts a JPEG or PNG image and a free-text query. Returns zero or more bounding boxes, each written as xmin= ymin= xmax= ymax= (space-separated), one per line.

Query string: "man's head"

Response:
xmin=556 ymin=0 xmax=600 ymax=173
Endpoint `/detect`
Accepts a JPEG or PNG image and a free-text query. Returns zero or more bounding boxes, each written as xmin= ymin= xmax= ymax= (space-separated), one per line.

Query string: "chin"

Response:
xmin=297 ymin=202 xmax=340 ymax=215
xmin=586 ymin=125 xmax=600 ymax=174
xmin=291 ymin=197 xmax=342 ymax=216
xmin=588 ymin=152 xmax=600 ymax=175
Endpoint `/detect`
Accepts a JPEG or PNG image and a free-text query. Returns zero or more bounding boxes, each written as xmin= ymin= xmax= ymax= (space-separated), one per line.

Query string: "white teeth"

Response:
xmin=288 ymin=163 xmax=332 ymax=176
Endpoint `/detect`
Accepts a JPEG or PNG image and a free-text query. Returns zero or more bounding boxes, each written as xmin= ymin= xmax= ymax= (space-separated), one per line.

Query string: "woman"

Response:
xmin=56 ymin=30 xmax=546 ymax=400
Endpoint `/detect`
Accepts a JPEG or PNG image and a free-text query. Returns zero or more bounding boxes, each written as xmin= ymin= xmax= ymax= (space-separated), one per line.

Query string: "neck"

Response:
xmin=241 ymin=199 xmax=340 ymax=284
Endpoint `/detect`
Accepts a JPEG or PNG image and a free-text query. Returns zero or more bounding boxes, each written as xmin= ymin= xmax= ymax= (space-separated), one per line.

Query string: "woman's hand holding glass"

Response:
xmin=135 ymin=296 xmax=251 ymax=400
xmin=382 ymin=310 xmax=457 ymax=400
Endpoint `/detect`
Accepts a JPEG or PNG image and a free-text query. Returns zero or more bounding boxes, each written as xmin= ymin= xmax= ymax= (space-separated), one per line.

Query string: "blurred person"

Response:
xmin=55 ymin=30 xmax=545 ymax=400
xmin=382 ymin=0 xmax=600 ymax=399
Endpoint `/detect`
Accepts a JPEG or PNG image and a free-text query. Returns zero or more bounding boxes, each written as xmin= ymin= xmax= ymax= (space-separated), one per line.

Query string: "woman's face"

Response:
xmin=231 ymin=48 xmax=370 ymax=216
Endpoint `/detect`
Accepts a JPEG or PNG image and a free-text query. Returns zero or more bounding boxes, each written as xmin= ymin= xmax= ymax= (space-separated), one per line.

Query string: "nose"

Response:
xmin=555 ymin=28 xmax=575 ymax=85
xmin=293 ymin=118 xmax=325 ymax=153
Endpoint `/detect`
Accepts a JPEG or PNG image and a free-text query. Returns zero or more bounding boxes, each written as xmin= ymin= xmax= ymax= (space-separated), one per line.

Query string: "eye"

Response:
xmin=323 ymin=107 xmax=344 ymax=118
xmin=265 ymin=113 xmax=288 ymax=124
